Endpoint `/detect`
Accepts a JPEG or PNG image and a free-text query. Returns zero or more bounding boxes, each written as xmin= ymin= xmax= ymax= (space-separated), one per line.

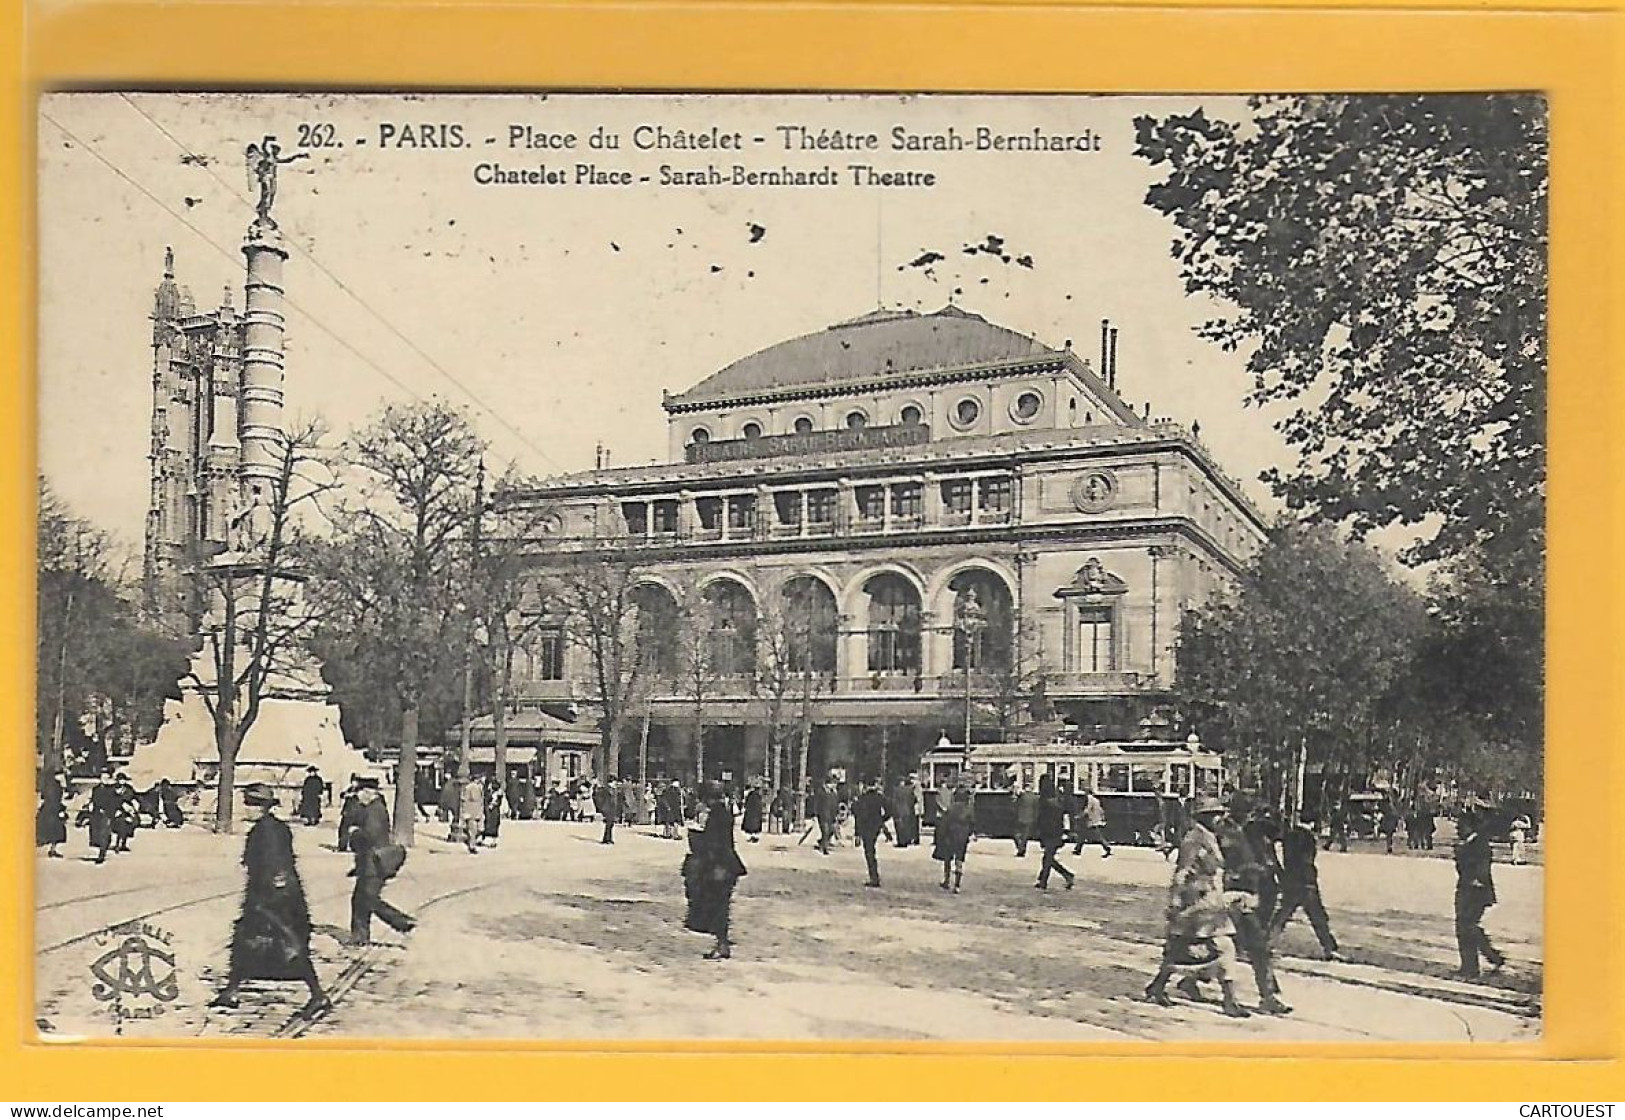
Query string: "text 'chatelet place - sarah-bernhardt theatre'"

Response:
xmin=501 ymin=304 xmax=1268 ymax=787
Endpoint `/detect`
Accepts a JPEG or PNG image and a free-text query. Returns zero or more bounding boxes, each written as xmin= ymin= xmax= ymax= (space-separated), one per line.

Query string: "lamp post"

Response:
xmin=954 ymin=587 xmax=988 ymax=759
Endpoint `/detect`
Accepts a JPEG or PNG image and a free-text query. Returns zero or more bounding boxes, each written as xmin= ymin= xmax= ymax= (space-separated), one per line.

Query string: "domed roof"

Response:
xmin=667 ymin=306 xmax=1062 ymax=408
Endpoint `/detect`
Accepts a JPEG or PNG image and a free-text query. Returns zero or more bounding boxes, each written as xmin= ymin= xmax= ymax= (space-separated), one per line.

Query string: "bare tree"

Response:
xmin=754 ymin=577 xmax=837 ymax=821
xmin=550 ymin=549 xmax=647 ymax=781
xmin=187 ymin=420 xmax=337 ymax=832
xmin=326 ymin=402 xmax=485 ymax=845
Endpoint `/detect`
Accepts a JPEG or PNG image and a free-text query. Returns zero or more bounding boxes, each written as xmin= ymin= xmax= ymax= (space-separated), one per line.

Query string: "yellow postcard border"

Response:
xmin=6 ymin=0 xmax=1621 ymax=1101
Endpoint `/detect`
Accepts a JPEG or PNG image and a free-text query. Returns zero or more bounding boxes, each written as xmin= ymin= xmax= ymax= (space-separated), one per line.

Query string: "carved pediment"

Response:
xmin=1054 ymin=557 xmax=1128 ymax=598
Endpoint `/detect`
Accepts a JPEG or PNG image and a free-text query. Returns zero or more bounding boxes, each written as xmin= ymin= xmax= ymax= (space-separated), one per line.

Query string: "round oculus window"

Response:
xmin=1012 ymin=390 xmax=1043 ymax=422
xmin=899 ymin=404 xmax=923 ymax=426
xmin=690 ymin=427 xmax=711 ymax=445
xmin=741 ymin=421 xmax=763 ymax=439
xmin=793 ymin=416 xmax=815 ymax=434
xmin=952 ymin=397 xmax=982 ymax=429
xmin=846 ymin=411 xmax=868 ymax=431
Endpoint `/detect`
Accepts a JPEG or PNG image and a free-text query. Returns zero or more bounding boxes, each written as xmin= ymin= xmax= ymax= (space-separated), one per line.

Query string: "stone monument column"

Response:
xmin=239 ymin=222 xmax=289 ymax=516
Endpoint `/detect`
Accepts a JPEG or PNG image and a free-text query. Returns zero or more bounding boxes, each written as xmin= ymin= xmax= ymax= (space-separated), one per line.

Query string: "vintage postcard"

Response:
xmin=34 ymin=91 xmax=1543 ymax=1044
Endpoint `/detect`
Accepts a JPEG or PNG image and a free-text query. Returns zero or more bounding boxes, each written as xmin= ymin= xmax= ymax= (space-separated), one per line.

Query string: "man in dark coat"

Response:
xmin=1012 ymin=784 xmax=1040 ymax=858
xmin=1453 ymin=806 xmax=1506 ymax=979
xmin=852 ymin=779 xmax=891 ymax=887
xmin=211 ymin=783 xmax=330 ymax=1015
xmin=1033 ymin=775 xmax=1075 ymax=890
xmin=298 ymin=767 xmax=325 ymax=826
xmin=658 ymin=780 xmax=684 ymax=839
xmin=593 ymin=778 xmax=617 ymax=844
xmin=110 ymin=775 xmax=139 ymax=852
xmin=1215 ymin=816 xmax=1292 ymax=1015
xmin=337 ymin=778 xmax=362 ymax=853
xmin=1269 ymin=816 xmax=1342 ymax=960
xmin=1241 ymin=811 xmax=1284 ymax=929
xmin=85 ymin=771 xmax=121 ymax=863
xmin=814 ymin=778 xmax=839 ymax=855
xmin=891 ymin=776 xmax=921 ymax=848
xmin=345 ymin=778 xmax=415 ymax=945
xmin=158 ymin=779 xmax=185 ymax=828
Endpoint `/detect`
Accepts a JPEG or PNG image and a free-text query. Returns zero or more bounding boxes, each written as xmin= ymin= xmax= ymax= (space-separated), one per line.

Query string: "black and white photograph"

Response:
xmin=34 ymin=91 xmax=1544 ymax=1042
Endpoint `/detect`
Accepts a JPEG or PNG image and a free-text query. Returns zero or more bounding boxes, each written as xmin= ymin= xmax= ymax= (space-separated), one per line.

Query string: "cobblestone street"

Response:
xmin=35 ymin=817 xmax=1540 ymax=1043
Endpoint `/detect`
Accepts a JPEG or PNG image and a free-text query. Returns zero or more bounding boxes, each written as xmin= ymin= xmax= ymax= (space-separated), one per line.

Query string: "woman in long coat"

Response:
xmin=932 ymin=784 xmax=974 ymax=893
xmin=36 ymin=772 xmax=67 ymax=857
xmin=1143 ymin=796 xmax=1249 ymax=1018
xmin=740 ymin=781 xmax=764 ymax=844
xmin=211 ymin=783 xmax=330 ymax=1015
xmin=683 ymin=782 xmax=747 ymax=960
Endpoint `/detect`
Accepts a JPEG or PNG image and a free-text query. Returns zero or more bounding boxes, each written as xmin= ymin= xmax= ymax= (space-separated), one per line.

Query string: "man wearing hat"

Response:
xmin=1452 ymin=803 xmax=1506 ymax=980
xmin=211 ymin=783 xmax=330 ymax=1015
xmin=1268 ymin=814 xmax=1342 ymax=961
xmin=345 ymin=777 xmax=415 ymax=945
xmin=1144 ymin=795 xmax=1252 ymax=1018
xmin=84 ymin=771 xmax=121 ymax=864
xmin=298 ymin=766 xmax=325 ymax=827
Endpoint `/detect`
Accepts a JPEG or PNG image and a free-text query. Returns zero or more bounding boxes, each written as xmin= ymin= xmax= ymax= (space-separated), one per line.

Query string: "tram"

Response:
xmin=918 ymin=737 xmax=1226 ymax=844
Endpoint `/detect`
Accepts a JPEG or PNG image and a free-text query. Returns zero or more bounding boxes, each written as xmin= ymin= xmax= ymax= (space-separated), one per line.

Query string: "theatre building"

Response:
xmin=505 ymin=305 xmax=1267 ymax=787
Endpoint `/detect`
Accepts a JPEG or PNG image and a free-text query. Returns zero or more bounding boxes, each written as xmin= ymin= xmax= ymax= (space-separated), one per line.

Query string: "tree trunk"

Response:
xmin=494 ymin=643 xmax=511 ymax=798
xmin=637 ymin=704 xmax=651 ymax=788
xmin=214 ymin=721 xmax=240 ymax=833
xmin=395 ymin=705 xmax=419 ymax=845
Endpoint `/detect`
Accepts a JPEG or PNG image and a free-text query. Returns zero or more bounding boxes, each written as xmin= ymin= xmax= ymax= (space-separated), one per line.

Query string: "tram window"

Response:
xmin=1170 ymin=762 xmax=1192 ymax=796
xmin=932 ymin=762 xmax=962 ymax=789
xmin=1056 ymin=762 xmax=1075 ymax=791
xmin=991 ymin=766 xmax=1017 ymax=792
xmin=1020 ymin=762 xmax=1036 ymax=789
xmin=1100 ymin=763 xmax=1130 ymax=793
xmin=1196 ymin=766 xmax=1223 ymax=794
xmin=1130 ymin=763 xmax=1165 ymax=793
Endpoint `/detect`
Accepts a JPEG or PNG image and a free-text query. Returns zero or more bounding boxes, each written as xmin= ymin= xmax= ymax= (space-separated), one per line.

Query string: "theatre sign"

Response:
xmin=685 ymin=421 xmax=932 ymax=464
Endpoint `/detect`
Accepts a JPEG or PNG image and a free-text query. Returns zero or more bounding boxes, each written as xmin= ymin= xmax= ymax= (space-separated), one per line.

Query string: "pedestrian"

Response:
xmin=932 ymin=784 xmax=973 ymax=893
xmin=84 ymin=771 xmax=120 ymax=863
xmin=36 ymin=771 xmax=67 ymax=858
xmin=1034 ymin=774 xmax=1075 ymax=890
xmin=594 ymin=778 xmax=618 ymax=844
xmin=813 ymin=777 xmax=839 ymax=855
xmin=1216 ymin=813 xmax=1292 ymax=1015
xmin=1241 ymin=810 xmax=1283 ymax=931
xmin=642 ymin=784 xmax=656 ymax=828
xmin=1453 ymin=805 xmax=1506 ymax=980
xmin=210 ymin=783 xmax=331 ymax=1016
xmin=768 ymin=786 xmax=790 ymax=835
xmin=682 ymin=781 xmax=747 ymax=960
xmin=110 ymin=774 xmax=139 ymax=853
xmin=458 ymin=775 xmax=484 ymax=853
xmin=741 ymin=780 xmax=764 ymax=844
xmin=1144 ymin=796 xmax=1251 ymax=1018
xmin=481 ymin=780 xmax=503 ymax=847
xmin=891 ymin=775 xmax=921 ymax=848
xmin=298 ymin=766 xmax=325 ymax=827
xmin=852 ymin=778 xmax=891 ymax=887
xmin=1011 ymin=783 xmax=1039 ymax=858
xmin=1323 ymin=801 xmax=1350 ymax=853
xmin=345 ymin=777 xmax=415 ymax=946
xmin=1418 ymin=805 xmax=1436 ymax=851
xmin=337 ymin=778 xmax=361 ymax=852
xmin=435 ymin=776 xmax=457 ymax=827
xmin=1509 ymin=814 xmax=1531 ymax=866
xmin=1158 ymin=794 xmax=1185 ymax=860
xmin=158 ymin=778 xmax=185 ymax=828
xmin=1268 ymin=815 xmax=1342 ymax=961
xmin=414 ymin=769 xmax=437 ymax=823
xmin=1071 ymin=787 xmax=1113 ymax=858
xmin=659 ymin=780 xmax=683 ymax=840
xmin=1380 ymin=803 xmax=1400 ymax=854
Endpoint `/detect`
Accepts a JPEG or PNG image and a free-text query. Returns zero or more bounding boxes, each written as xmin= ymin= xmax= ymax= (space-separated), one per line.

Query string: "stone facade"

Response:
xmin=506 ymin=306 xmax=1266 ymax=787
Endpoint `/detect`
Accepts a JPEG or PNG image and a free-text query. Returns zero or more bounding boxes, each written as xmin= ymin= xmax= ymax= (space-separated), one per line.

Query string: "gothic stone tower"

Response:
xmin=142 ymin=232 xmax=287 ymax=632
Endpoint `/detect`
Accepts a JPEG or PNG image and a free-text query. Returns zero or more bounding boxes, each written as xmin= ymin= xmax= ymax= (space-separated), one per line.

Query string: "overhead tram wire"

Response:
xmin=41 ymin=111 xmax=439 ymax=417
xmin=113 ymin=93 xmax=562 ymax=474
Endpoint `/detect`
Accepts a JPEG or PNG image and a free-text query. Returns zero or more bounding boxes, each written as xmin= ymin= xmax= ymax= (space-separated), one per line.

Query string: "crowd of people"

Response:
xmin=37 ymin=759 xmax=1528 ymax=1022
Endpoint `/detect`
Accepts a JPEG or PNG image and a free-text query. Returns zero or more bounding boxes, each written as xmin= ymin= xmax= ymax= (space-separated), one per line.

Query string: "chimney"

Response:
xmin=1109 ymin=328 xmax=1119 ymax=390
xmin=594 ymin=442 xmax=604 ymax=470
xmin=1099 ymin=319 xmax=1109 ymax=382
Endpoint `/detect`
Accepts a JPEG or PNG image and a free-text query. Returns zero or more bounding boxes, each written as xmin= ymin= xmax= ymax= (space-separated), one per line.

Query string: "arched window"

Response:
xmin=690 ymin=426 xmax=711 ymax=445
xmin=846 ymin=410 xmax=869 ymax=431
xmin=864 ymin=573 xmax=921 ymax=674
xmin=741 ymin=421 xmax=763 ymax=439
xmin=948 ymin=569 xmax=1014 ymax=671
xmin=703 ymin=580 xmax=758 ymax=677
xmin=793 ymin=416 xmax=815 ymax=434
xmin=900 ymin=404 xmax=923 ymax=426
xmin=631 ymin=583 xmax=681 ymax=677
xmin=779 ymin=577 xmax=839 ymax=675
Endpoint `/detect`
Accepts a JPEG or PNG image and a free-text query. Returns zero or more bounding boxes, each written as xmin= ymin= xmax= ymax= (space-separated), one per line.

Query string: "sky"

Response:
xmin=37 ymin=92 xmax=1289 ymax=549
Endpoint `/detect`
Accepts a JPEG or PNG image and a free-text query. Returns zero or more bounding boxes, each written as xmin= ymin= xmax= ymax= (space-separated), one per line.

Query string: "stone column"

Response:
xmin=239 ymin=223 xmax=289 ymax=512
xmin=922 ymin=474 xmax=942 ymax=526
xmin=678 ymin=490 xmax=697 ymax=537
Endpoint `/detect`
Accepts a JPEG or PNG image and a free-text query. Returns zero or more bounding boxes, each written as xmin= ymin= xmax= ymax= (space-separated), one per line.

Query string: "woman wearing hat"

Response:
xmin=211 ymin=783 xmax=330 ymax=1015
xmin=1144 ymin=795 xmax=1252 ymax=1018
xmin=682 ymin=781 xmax=747 ymax=960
